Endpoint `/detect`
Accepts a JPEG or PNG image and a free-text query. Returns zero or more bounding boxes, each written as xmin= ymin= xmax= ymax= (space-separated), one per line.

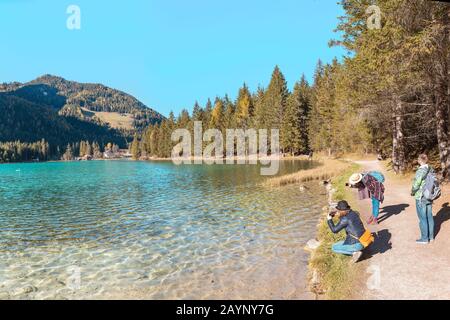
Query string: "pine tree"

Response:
xmin=235 ymin=83 xmax=253 ymax=129
xmin=204 ymin=98 xmax=213 ymax=128
xmin=263 ymin=66 xmax=289 ymax=132
xmin=209 ymin=97 xmax=225 ymax=131
xmin=79 ymin=141 xmax=86 ymax=157
xmin=177 ymin=109 xmax=191 ymax=129
xmin=92 ymin=142 xmax=102 ymax=159
xmin=309 ymin=60 xmax=336 ymax=156
xmin=223 ymin=94 xmax=236 ymax=130
xmin=192 ymin=101 xmax=204 ymax=122
xmin=130 ymin=134 xmax=140 ymax=159
xmin=252 ymin=86 xmax=266 ymax=129
xmin=282 ymin=75 xmax=311 ymax=155
xmin=62 ymin=144 xmax=74 ymax=161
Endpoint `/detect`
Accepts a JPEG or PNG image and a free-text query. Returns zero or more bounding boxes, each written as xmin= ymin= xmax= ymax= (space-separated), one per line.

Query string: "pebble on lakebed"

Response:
xmin=304 ymin=239 xmax=321 ymax=253
xmin=299 ymin=185 xmax=309 ymax=192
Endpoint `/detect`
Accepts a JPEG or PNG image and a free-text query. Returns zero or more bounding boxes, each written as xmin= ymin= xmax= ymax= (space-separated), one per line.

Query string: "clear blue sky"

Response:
xmin=0 ymin=0 xmax=344 ymax=117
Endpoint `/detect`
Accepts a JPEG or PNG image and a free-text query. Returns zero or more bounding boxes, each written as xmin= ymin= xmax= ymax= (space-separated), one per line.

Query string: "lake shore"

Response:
xmin=306 ymin=162 xmax=363 ymax=299
xmin=260 ymin=156 xmax=358 ymax=299
xmin=1 ymin=154 xmax=313 ymax=165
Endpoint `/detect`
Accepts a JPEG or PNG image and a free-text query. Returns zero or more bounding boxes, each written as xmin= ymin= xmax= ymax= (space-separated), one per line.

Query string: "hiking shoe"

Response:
xmin=352 ymin=251 xmax=363 ymax=263
xmin=416 ymin=239 xmax=429 ymax=245
xmin=429 ymin=239 xmax=435 ymax=244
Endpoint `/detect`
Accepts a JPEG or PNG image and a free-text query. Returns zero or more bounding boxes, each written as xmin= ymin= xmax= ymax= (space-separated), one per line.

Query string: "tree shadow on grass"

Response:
xmin=360 ymin=229 xmax=392 ymax=262
xmin=435 ymin=202 xmax=450 ymax=239
xmin=377 ymin=204 xmax=410 ymax=224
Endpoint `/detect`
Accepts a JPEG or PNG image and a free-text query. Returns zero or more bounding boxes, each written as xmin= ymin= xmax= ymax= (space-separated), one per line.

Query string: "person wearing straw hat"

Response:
xmin=348 ymin=172 xmax=385 ymax=225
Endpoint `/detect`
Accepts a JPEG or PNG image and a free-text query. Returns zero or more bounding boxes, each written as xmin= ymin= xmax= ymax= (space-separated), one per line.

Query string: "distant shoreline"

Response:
xmin=0 ymin=155 xmax=315 ymax=165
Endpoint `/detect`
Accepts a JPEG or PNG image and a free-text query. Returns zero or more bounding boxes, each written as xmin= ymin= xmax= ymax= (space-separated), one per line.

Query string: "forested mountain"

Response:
xmin=30 ymin=75 xmax=164 ymax=130
xmin=1 ymin=75 xmax=164 ymax=131
xmin=0 ymin=91 xmax=126 ymax=159
xmin=0 ymin=75 xmax=164 ymax=162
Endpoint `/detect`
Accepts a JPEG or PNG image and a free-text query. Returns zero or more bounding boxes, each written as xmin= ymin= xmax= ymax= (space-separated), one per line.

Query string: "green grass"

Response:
xmin=309 ymin=163 xmax=362 ymax=300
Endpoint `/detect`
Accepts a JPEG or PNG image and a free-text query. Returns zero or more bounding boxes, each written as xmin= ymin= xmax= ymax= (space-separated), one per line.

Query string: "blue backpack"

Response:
xmin=422 ymin=169 xmax=441 ymax=202
xmin=368 ymin=171 xmax=385 ymax=184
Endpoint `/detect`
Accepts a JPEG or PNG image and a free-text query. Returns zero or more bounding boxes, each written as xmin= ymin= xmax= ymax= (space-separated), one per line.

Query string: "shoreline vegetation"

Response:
xmin=307 ymin=162 xmax=363 ymax=300
xmin=265 ymin=158 xmax=350 ymax=187
xmin=0 ymin=155 xmax=313 ymax=165
xmin=265 ymin=155 xmax=364 ymax=299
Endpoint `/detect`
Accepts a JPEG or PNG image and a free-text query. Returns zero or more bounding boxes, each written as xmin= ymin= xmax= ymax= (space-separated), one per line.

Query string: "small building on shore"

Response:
xmin=103 ymin=150 xmax=114 ymax=159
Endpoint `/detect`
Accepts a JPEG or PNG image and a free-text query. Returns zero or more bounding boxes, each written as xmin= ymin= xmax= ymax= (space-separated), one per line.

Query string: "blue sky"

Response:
xmin=0 ymin=0 xmax=344 ymax=117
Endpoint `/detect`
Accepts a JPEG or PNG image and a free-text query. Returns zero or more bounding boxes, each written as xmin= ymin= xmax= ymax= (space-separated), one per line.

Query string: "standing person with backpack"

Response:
xmin=411 ymin=154 xmax=441 ymax=245
xmin=348 ymin=171 xmax=385 ymax=225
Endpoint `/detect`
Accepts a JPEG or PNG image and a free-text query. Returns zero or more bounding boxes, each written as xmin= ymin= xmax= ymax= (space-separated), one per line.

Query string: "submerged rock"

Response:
xmin=304 ymin=239 xmax=321 ymax=253
xmin=23 ymin=285 xmax=38 ymax=294
xmin=12 ymin=285 xmax=38 ymax=297
xmin=299 ymin=185 xmax=309 ymax=192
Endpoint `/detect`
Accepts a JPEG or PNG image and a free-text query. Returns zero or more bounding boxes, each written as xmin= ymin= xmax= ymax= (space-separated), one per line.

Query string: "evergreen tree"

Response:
xmin=130 ymin=134 xmax=140 ymax=159
xmin=282 ymin=75 xmax=311 ymax=155
xmin=235 ymin=83 xmax=253 ymax=129
xmin=204 ymin=98 xmax=213 ymax=128
xmin=209 ymin=97 xmax=225 ymax=131
xmin=79 ymin=141 xmax=86 ymax=157
xmin=263 ymin=66 xmax=289 ymax=131
xmin=252 ymin=86 xmax=266 ymax=129
xmin=92 ymin=142 xmax=102 ymax=159
xmin=62 ymin=144 xmax=74 ymax=161
xmin=223 ymin=94 xmax=236 ymax=130
xmin=85 ymin=141 xmax=92 ymax=156
xmin=192 ymin=101 xmax=204 ymax=122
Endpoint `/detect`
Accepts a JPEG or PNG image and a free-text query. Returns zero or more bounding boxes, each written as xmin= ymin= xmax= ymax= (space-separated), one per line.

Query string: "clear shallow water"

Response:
xmin=0 ymin=160 xmax=326 ymax=300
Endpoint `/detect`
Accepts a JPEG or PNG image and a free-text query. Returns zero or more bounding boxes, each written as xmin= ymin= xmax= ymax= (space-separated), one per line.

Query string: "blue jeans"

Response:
xmin=371 ymin=197 xmax=380 ymax=218
xmin=416 ymin=200 xmax=434 ymax=241
xmin=332 ymin=241 xmax=364 ymax=256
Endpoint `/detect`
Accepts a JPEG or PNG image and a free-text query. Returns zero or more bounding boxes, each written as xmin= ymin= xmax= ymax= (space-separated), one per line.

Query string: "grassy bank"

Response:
xmin=266 ymin=158 xmax=351 ymax=187
xmin=265 ymin=157 xmax=362 ymax=298
xmin=308 ymin=162 xmax=362 ymax=300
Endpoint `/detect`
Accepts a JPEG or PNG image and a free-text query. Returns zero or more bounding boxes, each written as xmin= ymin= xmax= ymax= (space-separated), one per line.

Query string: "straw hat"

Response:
xmin=349 ymin=173 xmax=363 ymax=185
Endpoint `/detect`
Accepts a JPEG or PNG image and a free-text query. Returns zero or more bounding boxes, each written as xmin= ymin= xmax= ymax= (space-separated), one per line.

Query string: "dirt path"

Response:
xmin=353 ymin=160 xmax=450 ymax=300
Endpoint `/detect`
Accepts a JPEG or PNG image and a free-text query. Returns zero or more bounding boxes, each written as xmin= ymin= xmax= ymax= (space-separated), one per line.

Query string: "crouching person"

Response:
xmin=327 ymin=200 xmax=374 ymax=263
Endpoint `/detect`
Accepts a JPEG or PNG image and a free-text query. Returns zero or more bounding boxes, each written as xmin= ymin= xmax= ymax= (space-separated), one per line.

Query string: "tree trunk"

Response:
xmin=447 ymin=6 xmax=450 ymax=181
xmin=435 ymin=87 xmax=449 ymax=179
xmin=433 ymin=6 xmax=450 ymax=180
xmin=392 ymin=100 xmax=406 ymax=174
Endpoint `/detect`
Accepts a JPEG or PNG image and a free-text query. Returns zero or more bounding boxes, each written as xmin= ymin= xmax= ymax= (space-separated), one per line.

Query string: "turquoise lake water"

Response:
xmin=0 ymin=160 xmax=326 ymax=299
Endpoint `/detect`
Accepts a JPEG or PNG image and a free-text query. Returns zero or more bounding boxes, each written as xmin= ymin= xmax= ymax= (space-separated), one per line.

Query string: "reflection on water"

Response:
xmin=0 ymin=160 xmax=326 ymax=299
